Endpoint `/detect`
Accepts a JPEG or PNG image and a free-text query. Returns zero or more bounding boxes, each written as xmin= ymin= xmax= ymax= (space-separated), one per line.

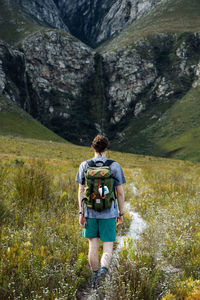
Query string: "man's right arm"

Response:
xmin=116 ymin=184 xmax=124 ymax=226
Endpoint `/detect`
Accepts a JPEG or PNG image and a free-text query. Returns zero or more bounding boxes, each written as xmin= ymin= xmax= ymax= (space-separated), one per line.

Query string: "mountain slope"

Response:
xmin=98 ymin=0 xmax=200 ymax=53
xmin=0 ymin=94 xmax=66 ymax=142
xmin=1 ymin=0 xmax=200 ymax=162
xmin=112 ymin=86 xmax=200 ymax=161
xmin=0 ymin=0 xmax=41 ymax=45
xmin=97 ymin=0 xmax=200 ymax=161
xmin=53 ymin=0 xmax=166 ymax=47
xmin=17 ymin=0 xmax=69 ymax=33
xmin=153 ymin=86 xmax=200 ymax=161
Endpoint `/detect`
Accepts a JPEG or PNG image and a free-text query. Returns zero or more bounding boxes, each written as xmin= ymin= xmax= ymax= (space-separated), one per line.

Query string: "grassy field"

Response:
xmin=0 ymin=135 xmax=200 ymax=299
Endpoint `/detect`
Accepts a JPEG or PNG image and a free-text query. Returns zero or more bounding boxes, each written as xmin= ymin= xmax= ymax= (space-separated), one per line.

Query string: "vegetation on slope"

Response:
xmin=98 ymin=0 xmax=200 ymax=53
xmin=153 ymin=86 xmax=200 ymax=161
xmin=112 ymin=86 xmax=200 ymax=162
xmin=0 ymin=0 xmax=43 ymax=45
xmin=0 ymin=95 xmax=66 ymax=143
xmin=0 ymin=136 xmax=200 ymax=299
xmin=98 ymin=0 xmax=200 ymax=162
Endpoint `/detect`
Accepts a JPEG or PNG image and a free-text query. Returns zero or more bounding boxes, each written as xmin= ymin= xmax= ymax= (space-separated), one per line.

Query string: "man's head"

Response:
xmin=92 ymin=135 xmax=109 ymax=155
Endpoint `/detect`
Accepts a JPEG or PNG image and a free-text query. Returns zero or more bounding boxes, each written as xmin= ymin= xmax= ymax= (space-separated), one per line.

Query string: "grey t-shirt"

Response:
xmin=76 ymin=156 xmax=126 ymax=219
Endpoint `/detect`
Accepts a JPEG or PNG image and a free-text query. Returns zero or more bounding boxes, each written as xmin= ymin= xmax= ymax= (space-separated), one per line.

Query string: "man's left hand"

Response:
xmin=116 ymin=216 xmax=123 ymax=226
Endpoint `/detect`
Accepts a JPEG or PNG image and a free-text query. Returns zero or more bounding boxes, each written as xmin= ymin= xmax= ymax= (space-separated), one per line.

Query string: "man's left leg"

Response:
xmin=88 ymin=238 xmax=100 ymax=287
xmin=88 ymin=238 xmax=100 ymax=271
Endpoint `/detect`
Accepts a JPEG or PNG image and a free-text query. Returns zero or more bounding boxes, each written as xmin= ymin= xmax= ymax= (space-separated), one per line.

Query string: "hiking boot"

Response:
xmin=98 ymin=267 xmax=108 ymax=282
xmin=91 ymin=270 xmax=98 ymax=289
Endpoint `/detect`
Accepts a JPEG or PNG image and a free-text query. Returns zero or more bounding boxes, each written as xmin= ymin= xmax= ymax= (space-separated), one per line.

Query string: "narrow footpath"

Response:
xmin=77 ymin=184 xmax=146 ymax=300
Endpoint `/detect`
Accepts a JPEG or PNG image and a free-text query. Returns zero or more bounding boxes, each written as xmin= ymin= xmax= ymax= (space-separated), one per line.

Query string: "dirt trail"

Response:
xmin=76 ymin=184 xmax=146 ymax=300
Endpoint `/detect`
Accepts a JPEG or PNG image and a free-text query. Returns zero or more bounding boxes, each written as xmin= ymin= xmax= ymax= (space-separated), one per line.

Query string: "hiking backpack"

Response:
xmin=82 ymin=159 xmax=116 ymax=212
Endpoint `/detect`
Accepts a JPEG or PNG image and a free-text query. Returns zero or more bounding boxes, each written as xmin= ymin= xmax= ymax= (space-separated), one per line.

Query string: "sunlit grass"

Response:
xmin=0 ymin=135 xmax=200 ymax=298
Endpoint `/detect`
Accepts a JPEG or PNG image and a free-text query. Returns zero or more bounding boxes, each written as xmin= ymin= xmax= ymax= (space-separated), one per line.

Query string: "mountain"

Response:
xmin=99 ymin=0 xmax=200 ymax=161
xmin=52 ymin=0 xmax=166 ymax=47
xmin=14 ymin=0 xmax=166 ymax=47
xmin=0 ymin=0 xmax=200 ymax=161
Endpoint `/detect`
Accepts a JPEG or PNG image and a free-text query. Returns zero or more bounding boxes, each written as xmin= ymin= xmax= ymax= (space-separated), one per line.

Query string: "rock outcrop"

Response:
xmin=102 ymin=43 xmax=157 ymax=124
xmin=1 ymin=0 xmax=200 ymax=155
xmin=17 ymin=0 xmax=69 ymax=32
xmin=0 ymin=41 xmax=27 ymax=108
xmin=100 ymin=32 xmax=200 ymax=139
xmin=21 ymin=0 xmax=165 ymax=47
xmin=1 ymin=30 xmax=200 ymax=144
xmin=20 ymin=30 xmax=96 ymax=142
xmin=96 ymin=0 xmax=166 ymax=44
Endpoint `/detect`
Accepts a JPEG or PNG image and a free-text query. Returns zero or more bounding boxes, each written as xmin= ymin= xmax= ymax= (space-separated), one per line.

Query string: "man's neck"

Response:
xmin=94 ymin=152 xmax=107 ymax=158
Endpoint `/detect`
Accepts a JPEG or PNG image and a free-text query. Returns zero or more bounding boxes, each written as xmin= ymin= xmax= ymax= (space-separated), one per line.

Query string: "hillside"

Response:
xmin=98 ymin=0 xmax=200 ymax=53
xmin=99 ymin=0 xmax=200 ymax=162
xmin=0 ymin=95 xmax=66 ymax=142
xmin=111 ymin=86 xmax=200 ymax=162
xmin=0 ymin=0 xmax=42 ymax=45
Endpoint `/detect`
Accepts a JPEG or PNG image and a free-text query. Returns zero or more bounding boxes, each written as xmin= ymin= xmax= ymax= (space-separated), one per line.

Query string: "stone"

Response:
xmin=134 ymin=101 xmax=146 ymax=117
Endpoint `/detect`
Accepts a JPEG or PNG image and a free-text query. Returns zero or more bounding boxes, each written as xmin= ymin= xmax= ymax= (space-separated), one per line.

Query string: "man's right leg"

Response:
xmin=88 ymin=238 xmax=100 ymax=287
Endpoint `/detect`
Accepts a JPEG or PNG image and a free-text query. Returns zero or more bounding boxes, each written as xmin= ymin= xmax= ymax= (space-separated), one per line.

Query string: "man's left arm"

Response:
xmin=78 ymin=184 xmax=87 ymax=228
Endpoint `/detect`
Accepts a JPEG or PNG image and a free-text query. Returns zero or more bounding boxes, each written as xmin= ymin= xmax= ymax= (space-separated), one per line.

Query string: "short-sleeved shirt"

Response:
xmin=76 ymin=156 xmax=126 ymax=219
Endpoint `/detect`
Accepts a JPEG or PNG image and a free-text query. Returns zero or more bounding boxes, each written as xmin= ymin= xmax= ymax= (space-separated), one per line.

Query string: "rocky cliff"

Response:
xmin=20 ymin=30 xmax=96 ymax=142
xmin=0 ymin=41 xmax=28 ymax=108
xmin=16 ymin=0 xmax=166 ymax=47
xmin=17 ymin=0 xmax=69 ymax=32
xmin=101 ymin=32 xmax=200 ymax=147
xmin=54 ymin=0 xmax=166 ymax=46
xmin=96 ymin=0 xmax=166 ymax=44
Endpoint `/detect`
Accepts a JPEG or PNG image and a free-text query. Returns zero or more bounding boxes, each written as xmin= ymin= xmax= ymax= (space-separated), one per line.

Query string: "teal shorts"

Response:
xmin=82 ymin=218 xmax=116 ymax=242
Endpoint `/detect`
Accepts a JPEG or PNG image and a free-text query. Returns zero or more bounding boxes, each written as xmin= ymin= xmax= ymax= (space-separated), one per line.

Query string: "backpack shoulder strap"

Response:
xmin=86 ymin=159 xmax=95 ymax=167
xmin=104 ymin=159 xmax=115 ymax=167
xmin=86 ymin=159 xmax=115 ymax=168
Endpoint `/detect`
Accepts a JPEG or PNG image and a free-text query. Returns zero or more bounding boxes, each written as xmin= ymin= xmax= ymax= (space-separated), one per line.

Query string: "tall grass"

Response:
xmin=101 ymin=165 xmax=200 ymax=299
xmin=14 ymin=161 xmax=52 ymax=209
xmin=0 ymin=161 xmax=90 ymax=299
xmin=0 ymin=165 xmax=9 ymax=229
xmin=0 ymin=136 xmax=200 ymax=299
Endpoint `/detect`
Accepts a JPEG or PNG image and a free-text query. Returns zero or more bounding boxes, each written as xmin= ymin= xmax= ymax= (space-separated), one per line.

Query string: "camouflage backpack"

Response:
xmin=82 ymin=159 xmax=116 ymax=212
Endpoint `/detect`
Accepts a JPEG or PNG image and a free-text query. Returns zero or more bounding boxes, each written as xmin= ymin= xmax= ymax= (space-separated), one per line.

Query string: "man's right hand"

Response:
xmin=79 ymin=214 xmax=87 ymax=228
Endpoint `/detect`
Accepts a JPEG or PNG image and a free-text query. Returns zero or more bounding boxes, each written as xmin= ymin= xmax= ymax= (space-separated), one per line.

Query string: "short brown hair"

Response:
xmin=92 ymin=135 xmax=109 ymax=154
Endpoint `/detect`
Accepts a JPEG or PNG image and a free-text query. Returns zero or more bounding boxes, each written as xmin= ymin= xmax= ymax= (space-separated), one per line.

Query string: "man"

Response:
xmin=76 ymin=135 xmax=126 ymax=287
